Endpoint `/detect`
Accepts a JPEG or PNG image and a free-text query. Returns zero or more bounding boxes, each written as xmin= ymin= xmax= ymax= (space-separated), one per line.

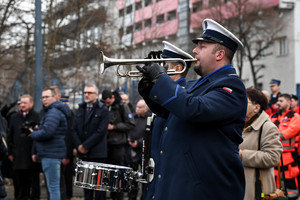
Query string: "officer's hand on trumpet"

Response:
xmin=136 ymin=50 xmax=168 ymax=83
xmin=136 ymin=63 xmax=167 ymax=83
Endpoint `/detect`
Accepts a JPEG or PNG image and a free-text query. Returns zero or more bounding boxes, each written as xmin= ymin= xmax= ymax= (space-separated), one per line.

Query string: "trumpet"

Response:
xmin=99 ymin=51 xmax=197 ymax=78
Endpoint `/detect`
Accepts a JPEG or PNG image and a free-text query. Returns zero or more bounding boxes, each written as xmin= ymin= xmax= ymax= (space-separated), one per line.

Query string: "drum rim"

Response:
xmin=77 ymin=161 xmax=133 ymax=170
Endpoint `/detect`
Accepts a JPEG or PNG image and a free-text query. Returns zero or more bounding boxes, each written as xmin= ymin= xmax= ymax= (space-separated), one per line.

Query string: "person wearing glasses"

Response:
xmin=30 ymin=87 xmax=71 ymax=200
xmin=71 ymin=84 xmax=109 ymax=200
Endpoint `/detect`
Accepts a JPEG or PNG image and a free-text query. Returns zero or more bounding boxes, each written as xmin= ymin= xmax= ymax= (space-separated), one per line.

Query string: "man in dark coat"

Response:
xmin=30 ymin=87 xmax=71 ymax=200
xmin=101 ymin=89 xmax=135 ymax=200
xmin=137 ymin=18 xmax=247 ymax=200
xmin=7 ymin=94 xmax=40 ymax=200
xmin=0 ymin=128 xmax=7 ymax=199
xmin=72 ymin=84 xmax=109 ymax=200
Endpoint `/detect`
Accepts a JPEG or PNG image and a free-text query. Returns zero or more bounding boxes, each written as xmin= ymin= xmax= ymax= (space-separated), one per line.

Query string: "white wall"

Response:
xmin=295 ymin=0 xmax=300 ymax=84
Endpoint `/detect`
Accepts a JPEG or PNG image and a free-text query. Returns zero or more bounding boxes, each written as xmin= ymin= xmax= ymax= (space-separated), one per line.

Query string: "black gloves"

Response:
xmin=137 ymin=62 xmax=167 ymax=83
xmin=138 ymin=51 xmax=167 ymax=83
xmin=146 ymin=51 xmax=162 ymax=59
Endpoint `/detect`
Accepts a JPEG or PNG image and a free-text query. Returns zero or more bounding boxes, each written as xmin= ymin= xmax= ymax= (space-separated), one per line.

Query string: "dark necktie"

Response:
xmin=87 ymin=106 xmax=92 ymax=114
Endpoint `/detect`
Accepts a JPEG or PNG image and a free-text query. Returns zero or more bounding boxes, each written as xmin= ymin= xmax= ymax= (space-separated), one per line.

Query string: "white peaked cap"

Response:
xmin=192 ymin=18 xmax=244 ymax=52
xmin=162 ymin=41 xmax=194 ymax=60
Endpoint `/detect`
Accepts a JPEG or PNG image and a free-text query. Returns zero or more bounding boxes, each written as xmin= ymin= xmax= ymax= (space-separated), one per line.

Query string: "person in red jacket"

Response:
xmin=270 ymin=93 xmax=300 ymax=199
xmin=291 ymin=94 xmax=300 ymax=114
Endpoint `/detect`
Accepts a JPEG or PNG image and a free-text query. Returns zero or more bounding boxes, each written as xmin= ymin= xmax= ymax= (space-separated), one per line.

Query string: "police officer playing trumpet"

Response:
xmin=140 ymin=41 xmax=195 ymax=200
xmin=137 ymin=18 xmax=247 ymax=200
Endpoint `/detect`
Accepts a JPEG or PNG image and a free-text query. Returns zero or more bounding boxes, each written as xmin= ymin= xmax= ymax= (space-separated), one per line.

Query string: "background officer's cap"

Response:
xmin=192 ymin=18 xmax=244 ymax=52
xmin=270 ymin=79 xmax=281 ymax=86
xmin=162 ymin=41 xmax=194 ymax=68
xmin=61 ymin=95 xmax=69 ymax=103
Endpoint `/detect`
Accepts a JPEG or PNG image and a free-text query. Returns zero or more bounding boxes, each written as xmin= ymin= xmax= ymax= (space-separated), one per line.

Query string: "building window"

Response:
xmin=94 ymin=27 xmax=99 ymax=41
xmin=87 ymin=29 xmax=92 ymax=44
xmin=119 ymin=9 xmax=124 ymax=17
xmin=126 ymin=5 xmax=133 ymax=14
xmin=145 ymin=18 xmax=152 ymax=29
xmin=135 ymin=1 xmax=142 ymax=10
xmin=80 ymin=33 xmax=84 ymax=48
xmin=208 ymin=0 xmax=221 ymax=8
xmin=156 ymin=14 xmax=164 ymax=25
xmin=145 ymin=0 xmax=152 ymax=7
xmin=126 ymin=25 xmax=133 ymax=34
xmin=167 ymin=10 xmax=176 ymax=21
xmin=257 ymin=82 xmax=263 ymax=91
xmin=256 ymin=41 xmax=266 ymax=58
xmin=297 ymin=84 xmax=300 ymax=98
xmin=135 ymin=22 xmax=142 ymax=32
xmin=192 ymin=1 xmax=203 ymax=13
xmin=119 ymin=28 xmax=124 ymax=38
xmin=278 ymin=37 xmax=288 ymax=56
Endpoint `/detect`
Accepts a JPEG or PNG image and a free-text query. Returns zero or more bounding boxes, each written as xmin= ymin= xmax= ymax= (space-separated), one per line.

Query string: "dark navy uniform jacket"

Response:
xmin=141 ymin=78 xmax=186 ymax=199
xmin=139 ymin=65 xmax=247 ymax=200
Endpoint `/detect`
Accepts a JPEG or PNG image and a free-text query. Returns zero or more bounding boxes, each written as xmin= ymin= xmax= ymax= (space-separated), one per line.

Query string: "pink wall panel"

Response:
xmin=134 ymin=19 xmax=178 ymax=44
xmin=190 ymin=0 xmax=279 ymax=29
xmin=135 ymin=0 xmax=178 ymax=22
xmin=116 ymin=0 xmax=125 ymax=10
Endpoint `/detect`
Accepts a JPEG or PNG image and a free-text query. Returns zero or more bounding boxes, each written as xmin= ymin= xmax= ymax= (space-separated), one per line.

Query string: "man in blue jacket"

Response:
xmin=30 ymin=87 xmax=71 ymax=200
xmin=137 ymin=18 xmax=247 ymax=200
xmin=72 ymin=84 xmax=109 ymax=200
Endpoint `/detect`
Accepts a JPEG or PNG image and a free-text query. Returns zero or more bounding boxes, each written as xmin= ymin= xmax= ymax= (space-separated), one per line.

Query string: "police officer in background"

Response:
xmin=269 ymin=79 xmax=281 ymax=104
xmin=268 ymin=79 xmax=281 ymax=115
xmin=137 ymin=18 xmax=247 ymax=199
xmin=139 ymin=41 xmax=194 ymax=199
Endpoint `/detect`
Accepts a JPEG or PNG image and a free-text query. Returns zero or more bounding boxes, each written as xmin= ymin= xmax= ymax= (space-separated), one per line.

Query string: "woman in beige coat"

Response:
xmin=239 ymin=88 xmax=283 ymax=200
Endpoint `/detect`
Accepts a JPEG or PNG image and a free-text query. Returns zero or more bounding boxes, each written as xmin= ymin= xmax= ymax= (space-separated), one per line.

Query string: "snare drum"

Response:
xmin=74 ymin=161 xmax=133 ymax=192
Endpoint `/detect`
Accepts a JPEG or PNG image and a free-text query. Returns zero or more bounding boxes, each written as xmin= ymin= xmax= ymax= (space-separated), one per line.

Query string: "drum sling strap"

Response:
xmin=143 ymin=114 xmax=155 ymax=180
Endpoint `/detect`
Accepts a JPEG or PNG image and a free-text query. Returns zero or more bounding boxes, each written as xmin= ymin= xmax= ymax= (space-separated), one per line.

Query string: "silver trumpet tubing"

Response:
xmin=99 ymin=51 xmax=197 ymax=78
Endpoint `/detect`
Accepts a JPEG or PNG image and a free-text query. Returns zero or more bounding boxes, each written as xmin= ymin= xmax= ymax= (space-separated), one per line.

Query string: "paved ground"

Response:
xmin=4 ymin=178 xmax=140 ymax=200
xmin=4 ymin=181 xmax=84 ymax=200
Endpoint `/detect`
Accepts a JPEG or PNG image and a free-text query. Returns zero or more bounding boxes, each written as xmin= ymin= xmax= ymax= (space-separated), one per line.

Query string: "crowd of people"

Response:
xmin=245 ymin=80 xmax=300 ymax=200
xmin=0 ymin=17 xmax=299 ymax=200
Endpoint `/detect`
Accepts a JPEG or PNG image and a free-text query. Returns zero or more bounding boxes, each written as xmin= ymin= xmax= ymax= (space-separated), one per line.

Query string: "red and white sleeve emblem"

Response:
xmin=222 ymin=87 xmax=232 ymax=93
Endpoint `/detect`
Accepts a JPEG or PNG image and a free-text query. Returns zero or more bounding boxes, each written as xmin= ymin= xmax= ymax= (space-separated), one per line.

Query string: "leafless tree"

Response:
xmin=0 ymin=0 xmax=36 ymax=103
xmin=41 ymin=0 xmax=117 ymax=109
xmin=192 ymin=0 xmax=285 ymax=88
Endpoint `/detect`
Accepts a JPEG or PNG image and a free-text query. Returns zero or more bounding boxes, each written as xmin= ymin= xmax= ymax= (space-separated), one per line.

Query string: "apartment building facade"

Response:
xmin=30 ymin=0 xmax=299 ymax=109
xmin=115 ymin=0 xmax=300 ymax=95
